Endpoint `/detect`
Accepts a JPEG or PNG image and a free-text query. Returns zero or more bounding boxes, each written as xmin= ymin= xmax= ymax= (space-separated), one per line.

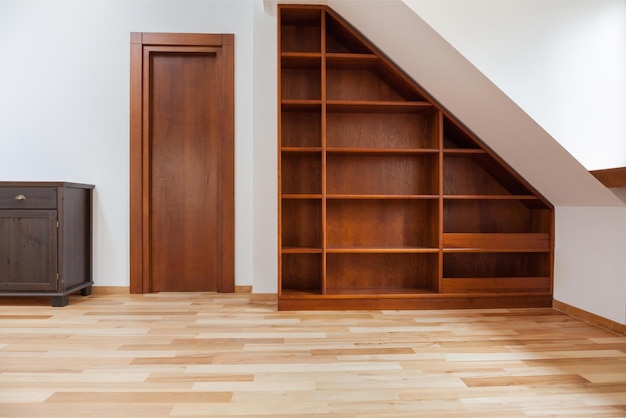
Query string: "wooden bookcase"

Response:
xmin=277 ymin=5 xmax=554 ymax=310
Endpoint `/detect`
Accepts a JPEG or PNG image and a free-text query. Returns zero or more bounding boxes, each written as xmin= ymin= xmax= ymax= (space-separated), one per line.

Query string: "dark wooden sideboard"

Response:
xmin=0 ymin=182 xmax=94 ymax=306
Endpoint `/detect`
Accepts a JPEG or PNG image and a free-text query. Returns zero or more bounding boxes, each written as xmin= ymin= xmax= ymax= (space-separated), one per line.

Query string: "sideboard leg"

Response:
xmin=51 ymin=295 xmax=69 ymax=307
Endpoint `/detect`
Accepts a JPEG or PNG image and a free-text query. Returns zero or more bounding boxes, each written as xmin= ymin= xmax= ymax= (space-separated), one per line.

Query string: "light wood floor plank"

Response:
xmin=1 ymin=292 xmax=625 ymax=417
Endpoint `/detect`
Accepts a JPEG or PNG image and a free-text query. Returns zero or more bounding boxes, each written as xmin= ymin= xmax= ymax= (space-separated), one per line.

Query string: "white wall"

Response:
xmin=0 ymin=0 xmax=258 ymax=288
xmin=612 ymin=188 xmax=626 ymax=204
xmin=252 ymin=1 xmax=278 ymax=293
xmin=555 ymin=207 xmax=626 ymax=324
xmin=1 ymin=0 xmax=624 ymax=324
xmin=405 ymin=0 xmax=626 ymax=171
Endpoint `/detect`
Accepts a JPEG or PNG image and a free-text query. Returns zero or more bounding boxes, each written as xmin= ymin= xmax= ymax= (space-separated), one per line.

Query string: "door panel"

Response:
xmin=150 ymin=53 xmax=219 ymax=292
xmin=129 ymin=33 xmax=234 ymax=293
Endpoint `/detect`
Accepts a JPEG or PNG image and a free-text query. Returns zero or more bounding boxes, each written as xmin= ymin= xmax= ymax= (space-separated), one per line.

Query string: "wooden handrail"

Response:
xmin=590 ymin=167 xmax=626 ymax=187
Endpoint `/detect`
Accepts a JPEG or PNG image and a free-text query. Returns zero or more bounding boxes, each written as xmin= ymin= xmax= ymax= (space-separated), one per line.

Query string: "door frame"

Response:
xmin=129 ymin=32 xmax=234 ymax=293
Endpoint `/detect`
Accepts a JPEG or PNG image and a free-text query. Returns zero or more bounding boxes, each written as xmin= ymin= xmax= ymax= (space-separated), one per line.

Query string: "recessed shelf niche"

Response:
xmin=277 ymin=4 xmax=554 ymax=310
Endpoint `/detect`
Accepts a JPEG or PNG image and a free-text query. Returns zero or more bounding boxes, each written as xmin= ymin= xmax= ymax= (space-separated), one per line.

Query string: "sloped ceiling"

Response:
xmin=271 ymin=0 xmax=624 ymax=207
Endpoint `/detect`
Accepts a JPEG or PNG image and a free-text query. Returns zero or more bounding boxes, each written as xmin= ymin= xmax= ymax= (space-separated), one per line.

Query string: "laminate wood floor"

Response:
xmin=1 ymin=293 xmax=625 ymax=417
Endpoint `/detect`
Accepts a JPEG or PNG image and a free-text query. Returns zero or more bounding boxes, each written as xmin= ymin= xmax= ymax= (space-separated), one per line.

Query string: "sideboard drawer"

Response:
xmin=0 ymin=187 xmax=57 ymax=209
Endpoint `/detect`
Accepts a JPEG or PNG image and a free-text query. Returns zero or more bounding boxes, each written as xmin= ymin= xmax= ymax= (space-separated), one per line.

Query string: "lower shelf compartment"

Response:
xmin=280 ymin=287 xmax=436 ymax=297
xmin=281 ymin=253 xmax=322 ymax=292
xmin=443 ymin=252 xmax=550 ymax=278
xmin=278 ymin=292 xmax=553 ymax=311
xmin=441 ymin=277 xmax=551 ymax=293
xmin=327 ymin=253 xmax=438 ymax=292
xmin=325 ymin=287 xmax=435 ymax=295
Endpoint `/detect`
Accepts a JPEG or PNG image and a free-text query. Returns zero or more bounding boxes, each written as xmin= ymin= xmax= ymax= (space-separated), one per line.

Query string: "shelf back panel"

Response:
xmin=282 ymin=68 xmax=321 ymax=100
xmin=280 ymin=7 xmax=322 ymax=53
xmin=444 ymin=200 xmax=551 ymax=233
xmin=281 ymin=253 xmax=322 ymax=292
xmin=281 ymin=154 xmax=322 ymax=195
xmin=327 ymin=253 xmax=438 ymax=291
xmin=281 ymin=110 xmax=321 ymax=148
xmin=327 ymin=154 xmax=438 ymax=195
xmin=326 ymin=199 xmax=438 ymax=248
xmin=443 ymin=252 xmax=551 ymax=278
xmin=281 ymin=199 xmax=322 ymax=248
xmin=327 ymin=111 xmax=437 ymax=149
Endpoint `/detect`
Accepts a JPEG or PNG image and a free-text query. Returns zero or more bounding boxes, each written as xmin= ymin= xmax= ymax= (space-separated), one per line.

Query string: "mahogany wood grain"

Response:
xmin=281 ymin=253 xmax=322 ymax=292
xmin=443 ymin=233 xmax=550 ymax=250
xmin=441 ymin=277 xmax=551 ymax=293
xmin=326 ymin=200 xmax=438 ymax=248
xmin=149 ymin=52 xmax=220 ymax=292
xmin=281 ymin=153 xmax=322 ymax=194
xmin=326 ymin=110 xmax=437 ymax=149
xmin=281 ymin=110 xmax=321 ymax=147
xmin=129 ymin=34 xmax=143 ymax=294
xmin=443 ymin=200 xmax=551 ymax=233
xmin=280 ymin=16 xmax=321 ymax=53
xmin=326 ymin=253 xmax=438 ymax=291
xmin=278 ymin=293 xmax=555 ymax=310
xmin=443 ymin=252 xmax=550 ymax=278
xmin=277 ymin=5 xmax=555 ymax=310
xmin=554 ymin=299 xmax=626 ymax=335
xmin=327 ymin=154 xmax=437 ymax=195
xmin=140 ymin=32 xmax=226 ymax=47
xmin=281 ymin=67 xmax=321 ymax=100
xmin=590 ymin=166 xmax=626 ymax=187
xmin=326 ymin=68 xmax=406 ymax=101
xmin=281 ymin=199 xmax=322 ymax=249
xmin=129 ymin=33 xmax=234 ymax=294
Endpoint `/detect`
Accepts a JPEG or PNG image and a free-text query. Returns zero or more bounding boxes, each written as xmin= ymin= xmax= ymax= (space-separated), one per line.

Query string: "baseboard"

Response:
xmin=248 ymin=293 xmax=278 ymax=301
xmin=90 ymin=286 xmax=130 ymax=295
xmin=91 ymin=285 xmax=260 ymax=296
xmin=553 ymin=299 xmax=626 ymax=335
xmin=235 ymin=287 xmax=277 ymax=301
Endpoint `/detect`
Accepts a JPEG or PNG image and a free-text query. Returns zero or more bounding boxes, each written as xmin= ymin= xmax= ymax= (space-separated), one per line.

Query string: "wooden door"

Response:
xmin=130 ymin=33 xmax=234 ymax=293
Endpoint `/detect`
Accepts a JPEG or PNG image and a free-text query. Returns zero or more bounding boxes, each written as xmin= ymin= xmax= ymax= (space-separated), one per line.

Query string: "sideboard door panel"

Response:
xmin=0 ymin=210 xmax=57 ymax=291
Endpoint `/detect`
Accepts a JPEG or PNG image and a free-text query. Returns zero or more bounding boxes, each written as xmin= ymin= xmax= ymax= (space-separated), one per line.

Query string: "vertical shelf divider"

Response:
xmin=321 ymin=10 xmax=328 ymax=296
xmin=436 ymin=111 xmax=444 ymax=294
xmin=276 ymin=6 xmax=284 ymax=297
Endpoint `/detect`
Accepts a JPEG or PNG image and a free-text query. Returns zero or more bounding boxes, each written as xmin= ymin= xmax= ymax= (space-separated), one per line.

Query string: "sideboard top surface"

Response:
xmin=0 ymin=182 xmax=94 ymax=189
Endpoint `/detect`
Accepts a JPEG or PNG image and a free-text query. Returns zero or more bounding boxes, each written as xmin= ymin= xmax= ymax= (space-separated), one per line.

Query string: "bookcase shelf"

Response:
xmin=326 ymin=194 xmax=439 ymax=200
xmin=277 ymin=5 xmax=554 ymax=310
xmin=281 ymin=52 xmax=321 ymax=67
xmin=326 ymin=246 xmax=439 ymax=253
